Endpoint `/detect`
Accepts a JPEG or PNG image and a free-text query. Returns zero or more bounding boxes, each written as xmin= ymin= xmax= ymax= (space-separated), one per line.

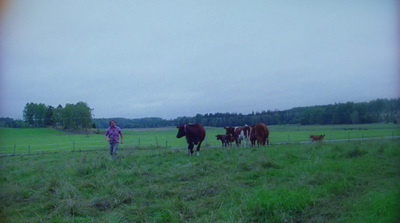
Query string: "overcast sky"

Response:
xmin=1 ymin=1 xmax=399 ymax=120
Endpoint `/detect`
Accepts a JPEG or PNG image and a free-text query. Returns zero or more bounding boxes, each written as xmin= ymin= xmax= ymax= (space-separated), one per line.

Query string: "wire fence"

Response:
xmin=1 ymin=134 xmax=399 ymax=157
xmin=0 ymin=136 xmax=173 ymax=156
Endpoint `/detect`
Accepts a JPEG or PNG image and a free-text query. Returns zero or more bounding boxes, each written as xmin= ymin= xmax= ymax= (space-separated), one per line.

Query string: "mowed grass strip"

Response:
xmin=1 ymin=139 xmax=399 ymax=222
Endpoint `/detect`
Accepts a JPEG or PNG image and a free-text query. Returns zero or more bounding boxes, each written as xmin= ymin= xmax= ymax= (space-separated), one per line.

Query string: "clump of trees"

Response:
xmin=22 ymin=102 xmax=93 ymax=130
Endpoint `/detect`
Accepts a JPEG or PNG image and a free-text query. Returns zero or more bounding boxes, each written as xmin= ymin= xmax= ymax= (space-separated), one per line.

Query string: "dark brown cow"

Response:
xmin=216 ymin=134 xmax=234 ymax=147
xmin=310 ymin=134 xmax=325 ymax=142
xmin=224 ymin=125 xmax=251 ymax=147
xmin=251 ymin=123 xmax=269 ymax=146
xmin=176 ymin=123 xmax=206 ymax=156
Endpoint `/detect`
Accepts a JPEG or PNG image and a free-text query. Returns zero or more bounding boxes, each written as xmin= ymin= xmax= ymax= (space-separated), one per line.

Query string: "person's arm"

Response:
xmin=105 ymin=130 xmax=109 ymax=142
xmin=119 ymin=130 xmax=123 ymax=144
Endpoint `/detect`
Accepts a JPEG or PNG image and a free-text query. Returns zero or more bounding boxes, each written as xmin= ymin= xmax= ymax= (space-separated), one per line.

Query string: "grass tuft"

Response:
xmin=345 ymin=145 xmax=367 ymax=158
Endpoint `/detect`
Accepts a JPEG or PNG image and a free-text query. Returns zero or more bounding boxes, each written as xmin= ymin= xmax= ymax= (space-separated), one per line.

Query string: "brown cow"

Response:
xmin=224 ymin=125 xmax=251 ymax=147
xmin=310 ymin=134 xmax=325 ymax=142
xmin=250 ymin=129 xmax=257 ymax=147
xmin=251 ymin=123 xmax=269 ymax=146
xmin=177 ymin=123 xmax=206 ymax=156
xmin=216 ymin=134 xmax=234 ymax=147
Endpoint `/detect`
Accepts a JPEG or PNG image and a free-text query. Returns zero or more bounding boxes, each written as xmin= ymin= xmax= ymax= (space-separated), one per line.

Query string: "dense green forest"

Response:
xmin=94 ymin=98 xmax=399 ymax=128
xmin=0 ymin=98 xmax=398 ymax=129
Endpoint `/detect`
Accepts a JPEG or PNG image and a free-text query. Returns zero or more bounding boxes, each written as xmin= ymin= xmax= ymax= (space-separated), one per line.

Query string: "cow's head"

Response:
xmin=224 ymin=126 xmax=234 ymax=135
xmin=176 ymin=124 xmax=186 ymax=138
xmin=250 ymin=124 xmax=256 ymax=132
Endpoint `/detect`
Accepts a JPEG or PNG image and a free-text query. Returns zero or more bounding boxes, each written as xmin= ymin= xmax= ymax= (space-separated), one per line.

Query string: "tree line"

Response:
xmin=94 ymin=98 xmax=400 ymax=128
xmin=0 ymin=98 xmax=398 ymax=129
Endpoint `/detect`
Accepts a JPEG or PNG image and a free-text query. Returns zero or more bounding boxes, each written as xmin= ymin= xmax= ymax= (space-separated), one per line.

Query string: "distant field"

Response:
xmin=1 ymin=138 xmax=399 ymax=222
xmin=0 ymin=123 xmax=399 ymax=155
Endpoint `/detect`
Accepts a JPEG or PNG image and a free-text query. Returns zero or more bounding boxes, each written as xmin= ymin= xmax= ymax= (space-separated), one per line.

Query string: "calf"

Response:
xmin=310 ymin=134 xmax=325 ymax=142
xmin=177 ymin=123 xmax=206 ymax=156
xmin=216 ymin=134 xmax=234 ymax=147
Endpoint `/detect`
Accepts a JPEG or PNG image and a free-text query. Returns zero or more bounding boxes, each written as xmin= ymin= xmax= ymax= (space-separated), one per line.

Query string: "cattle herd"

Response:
xmin=177 ymin=123 xmax=325 ymax=156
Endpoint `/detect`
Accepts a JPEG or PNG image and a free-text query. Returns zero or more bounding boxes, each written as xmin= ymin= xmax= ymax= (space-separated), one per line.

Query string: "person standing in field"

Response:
xmin=105 ymin=120 xmax=123 ymax=160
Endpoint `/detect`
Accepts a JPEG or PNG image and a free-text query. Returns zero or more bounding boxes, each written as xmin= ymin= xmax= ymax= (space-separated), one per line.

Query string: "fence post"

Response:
xmin=155 ymin=137 xmax=159 ymax=148
xmin=166 ymin=139 xmax=168 ymax=149
xmin=14 ymin=144 xmax=16 ymax=155
xmin=138 ymin=137 xmax=140 ymax=148
xmin=73 ymin=141 xmax=75 ymax=152
xmin=28 ymin=145 xmax=30 ymax=155
xmin=288 ymin=134 xmax=290 ymax=143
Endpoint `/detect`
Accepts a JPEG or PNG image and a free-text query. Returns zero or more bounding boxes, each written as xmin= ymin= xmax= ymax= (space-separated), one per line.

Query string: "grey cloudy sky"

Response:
xmin=1 ymin=1 xmax=399 ymax=120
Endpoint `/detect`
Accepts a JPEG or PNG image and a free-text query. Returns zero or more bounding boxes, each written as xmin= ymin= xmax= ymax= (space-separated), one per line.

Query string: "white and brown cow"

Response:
xmin=224 ymin=125 xmax=251 ymax=147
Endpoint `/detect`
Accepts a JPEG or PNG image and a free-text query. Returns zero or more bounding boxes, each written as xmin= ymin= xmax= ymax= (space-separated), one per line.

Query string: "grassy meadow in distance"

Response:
xmin=0 ymin=123 xmax=399 ymax=155
xmin=0 ymin=124 xmax=399 ymax=222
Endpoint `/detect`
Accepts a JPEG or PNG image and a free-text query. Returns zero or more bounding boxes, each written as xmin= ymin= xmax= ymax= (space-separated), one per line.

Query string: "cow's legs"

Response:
xmin=188 ymin=143 xmax=194 ymax=156
xmin=196 ymin=142 xmax=202 ymax=156
xmin=244 ymin=138 xmax=249 ymax=147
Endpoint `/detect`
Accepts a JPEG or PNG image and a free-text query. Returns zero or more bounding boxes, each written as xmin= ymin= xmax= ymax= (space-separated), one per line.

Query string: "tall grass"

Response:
xmin=1 ymin=139 xmax=399 ymax=222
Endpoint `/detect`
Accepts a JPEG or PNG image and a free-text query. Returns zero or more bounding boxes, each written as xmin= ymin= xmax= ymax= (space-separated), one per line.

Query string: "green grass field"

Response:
xmin=1 ymin=137 xmax=399 ymax=222
xmin=0 ymin=123 xmax=399 ymax=155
